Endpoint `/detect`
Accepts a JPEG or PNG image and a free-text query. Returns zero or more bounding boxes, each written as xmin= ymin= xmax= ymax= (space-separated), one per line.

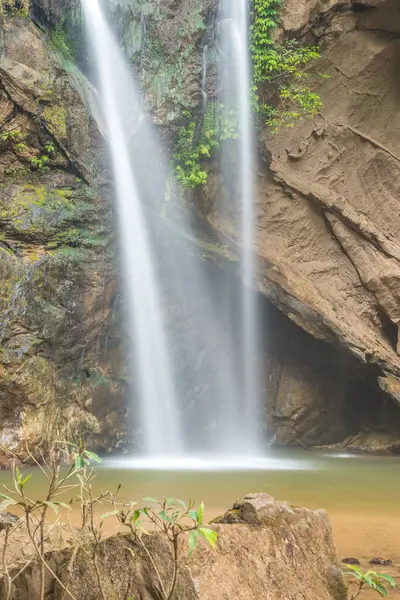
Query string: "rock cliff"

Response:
xmin=198 ymin=0 xmax=400 ymax=449
xmin=0 ymin=12 xmax=127 ymax=454
xmin=1 ymin=0 xmax=400 ymax=454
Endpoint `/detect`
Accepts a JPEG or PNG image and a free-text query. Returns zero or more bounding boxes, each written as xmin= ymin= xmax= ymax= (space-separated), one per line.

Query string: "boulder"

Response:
xmin=2 ymin=495 xmax=347 ymax=600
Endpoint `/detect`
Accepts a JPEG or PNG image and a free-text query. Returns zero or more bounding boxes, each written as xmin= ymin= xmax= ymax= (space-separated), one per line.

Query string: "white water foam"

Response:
xmin=105 ymin=454 xmax=316 ymax=472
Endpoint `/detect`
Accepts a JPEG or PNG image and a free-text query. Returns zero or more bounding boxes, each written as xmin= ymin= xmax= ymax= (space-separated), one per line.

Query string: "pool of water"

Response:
xmin=2 ymin=449 xmax=399 ymax=583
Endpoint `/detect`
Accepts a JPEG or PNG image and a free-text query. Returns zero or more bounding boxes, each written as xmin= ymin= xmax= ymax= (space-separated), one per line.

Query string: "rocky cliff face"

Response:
xmin=1 ymin=0 xmax=400 ymax=455
xmin=197 ymin=0 xmax=400 ymax=450
xmin=0 ymin=12 xmax=128 ymax=455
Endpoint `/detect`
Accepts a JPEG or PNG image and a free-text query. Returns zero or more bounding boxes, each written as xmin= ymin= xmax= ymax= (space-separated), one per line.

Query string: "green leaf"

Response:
xmin=84 ymin=451 xmax=101 ymax=463
xmin=43 ymin=501 xmax=59 ymax=515
xmin=189 ymin=510 xmax=199 ymax=523
xmin=74 ymin=455 xmax=84 ymax=470
xmin=372 ymin=583 xmax=388 ymax=597
xmin=165 ymin=497 xmax=175 ymax=505
xmin=198 ymin=527 xmax=218 ymax=549
xmin=158 ymin=510 xmax=172 ymax=523
xmin=100 ymin=509 xmax=120 ymax=520
xmin=198 ymin=502 xmax=204 ymax=525
xmin=188 ymin=530 xmax=198 ymax=557
xmin=175 ymin=499 xmax=187 ymax=510
xmin=56 ymin=502 xmax=72 ymax=510
xmin=0 ymin=499 xmax=17 ymax=512
xmin=131 ymin=509 xmax=141 ymax=524
xmin=344 ymin=564 xmax=363 ymax=578
xmin=378 ymin=574 xmax=396 ymax=587
xmin=19 ymin=474 xmax=32 ymax=489
xmin=0 ymin=493 xmax=15 ymax=502
xmin=15 ymin=466 xmax=21 ymax=483
xmin=142 ymin=497 xmax=158 ymax=503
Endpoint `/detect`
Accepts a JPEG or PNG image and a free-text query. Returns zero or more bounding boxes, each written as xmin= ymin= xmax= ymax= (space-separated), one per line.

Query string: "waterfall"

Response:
xmin=82 ymin=0 xmax=267 ymax=467
xmin=81 ymin=0 xmax=182 ymax=456
xmin=219 ymin=0 xmax=262 ymax=450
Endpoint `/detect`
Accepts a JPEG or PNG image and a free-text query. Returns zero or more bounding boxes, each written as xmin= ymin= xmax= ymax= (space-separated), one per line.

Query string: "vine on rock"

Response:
xmin=172 ymin=0 xmax=326 ymax=189
xmin=250 ymin=0 xmax=325 ymax=130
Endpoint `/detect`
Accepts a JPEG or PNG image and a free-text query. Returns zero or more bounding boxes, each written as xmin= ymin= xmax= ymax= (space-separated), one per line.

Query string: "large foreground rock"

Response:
xmin=1 ymin=495 xmax=346 ymax=600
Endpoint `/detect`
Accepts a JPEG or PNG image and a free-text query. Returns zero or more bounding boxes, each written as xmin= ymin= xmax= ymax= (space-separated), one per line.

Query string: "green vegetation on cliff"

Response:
xmin=172 ymin=0 xmax=324 ymax=189
xmin=171 ymin=102 xmax=240 ymax=188
xmin=172 ymin=104 xmax=220 ymax=189
xmin=50 ymin=17 xmax=83 ymax=62
xmin=0 ymin=0 xmax=28 ymax=17
xmin=250 ymin=0 xmax=324 ymax=129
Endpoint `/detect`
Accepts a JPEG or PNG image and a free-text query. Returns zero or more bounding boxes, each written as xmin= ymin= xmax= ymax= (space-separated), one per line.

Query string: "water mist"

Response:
xmin=81 ymin=0 xmax=182 ymax=456
xmin=218 ymin=0 xmax=262 ymax=451
xmin=82 ymin=0 xmax=267 ymax=468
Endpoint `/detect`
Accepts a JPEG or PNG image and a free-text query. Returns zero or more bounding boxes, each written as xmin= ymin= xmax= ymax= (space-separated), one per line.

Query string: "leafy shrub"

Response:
xmin=250 ymin=0 xmax=325 ymax=130
xmin=172 ymin=102 xmax=238 ymax=188
xmin=0 ymin=442 xmax=218 ymax=600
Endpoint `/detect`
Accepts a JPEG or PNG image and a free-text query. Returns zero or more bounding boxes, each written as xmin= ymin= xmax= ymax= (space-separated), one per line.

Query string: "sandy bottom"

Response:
xmin=330 ymin=513 xmax=400 ymax=599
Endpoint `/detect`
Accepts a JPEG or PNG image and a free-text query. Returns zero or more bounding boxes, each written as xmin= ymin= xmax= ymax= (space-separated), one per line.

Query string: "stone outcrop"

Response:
xmin=1 ymin=494 xmax=347 ymax=600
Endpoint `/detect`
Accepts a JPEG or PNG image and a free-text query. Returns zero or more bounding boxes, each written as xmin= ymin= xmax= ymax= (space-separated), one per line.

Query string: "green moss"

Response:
xmin=43 ymin=105 xmax=68 ymax=139
xmin=50 ymin=16 xmax=83 ymax=62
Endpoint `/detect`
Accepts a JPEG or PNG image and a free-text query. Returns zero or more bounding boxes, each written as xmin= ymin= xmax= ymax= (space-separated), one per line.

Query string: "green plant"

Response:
xmin=51 ymin=18 xmax=82 ymax=62
xmin=172 ymin=102 xmax=239 ymax=188
xmin=250 ymin=0 xmax=324 ymax=130
xmin=15 ymin=142 xmax=28 ymax=153
xmin=0 ymin=130 xmax=23 ymax=144
xmin=44 ymin=141 xmax=56 ymax=154
xmin=104 ymin=497 xmax=217 ymax=600
xmin=0 ymin=443 xmax=218 ymax=600
xmin=344 ymin=564 xmax=396 ymax=598
xmin=0 ymin=442 xmax=98 ymax=600
xmin=30 ymin=154 xmax=50 ymax=170
xmin=0 ymin=0 xmax=29 ymax=18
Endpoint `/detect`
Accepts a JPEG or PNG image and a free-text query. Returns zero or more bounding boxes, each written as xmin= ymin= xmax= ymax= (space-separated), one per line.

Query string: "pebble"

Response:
xmin=342 ymin=558 xmax=360 ymax=565
xmin=369 ymin=557 xmax=393 ymax=566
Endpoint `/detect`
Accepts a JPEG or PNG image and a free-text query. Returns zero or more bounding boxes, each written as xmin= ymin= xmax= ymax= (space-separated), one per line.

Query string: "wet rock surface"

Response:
xmin=0 ymin=14 xmax=126 ymax=456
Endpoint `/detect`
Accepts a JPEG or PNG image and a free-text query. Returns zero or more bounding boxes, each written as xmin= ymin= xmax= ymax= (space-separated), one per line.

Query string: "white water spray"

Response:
xmin=81 ymin=0 xmax=267 ymax=466
xmin=81 ymin=0 xmax=182 ymax=455
xmin=219 ymin=0 xmax=262 ymax=450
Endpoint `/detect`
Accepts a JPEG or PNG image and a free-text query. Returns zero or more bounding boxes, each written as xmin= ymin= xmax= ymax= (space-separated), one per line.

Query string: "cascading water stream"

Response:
xmin=219 ymin=0 xmax=262 ymax=450
xmin=81 ymin=0 xmax=182 ymax=456
xmin=81 ymin=0 xmax=267 ymax=467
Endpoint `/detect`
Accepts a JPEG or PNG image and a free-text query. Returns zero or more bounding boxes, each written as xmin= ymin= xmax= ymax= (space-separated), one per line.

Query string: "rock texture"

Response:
xmin=1 ymin=494 xmax=347 ymax=600
xmin=198 ymin=0 xmax=400 ymax=447
xmin=0 ymin=14 xmax=127 ymax=455
xmin=2 ymin=0 xmax=400 ymax=454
